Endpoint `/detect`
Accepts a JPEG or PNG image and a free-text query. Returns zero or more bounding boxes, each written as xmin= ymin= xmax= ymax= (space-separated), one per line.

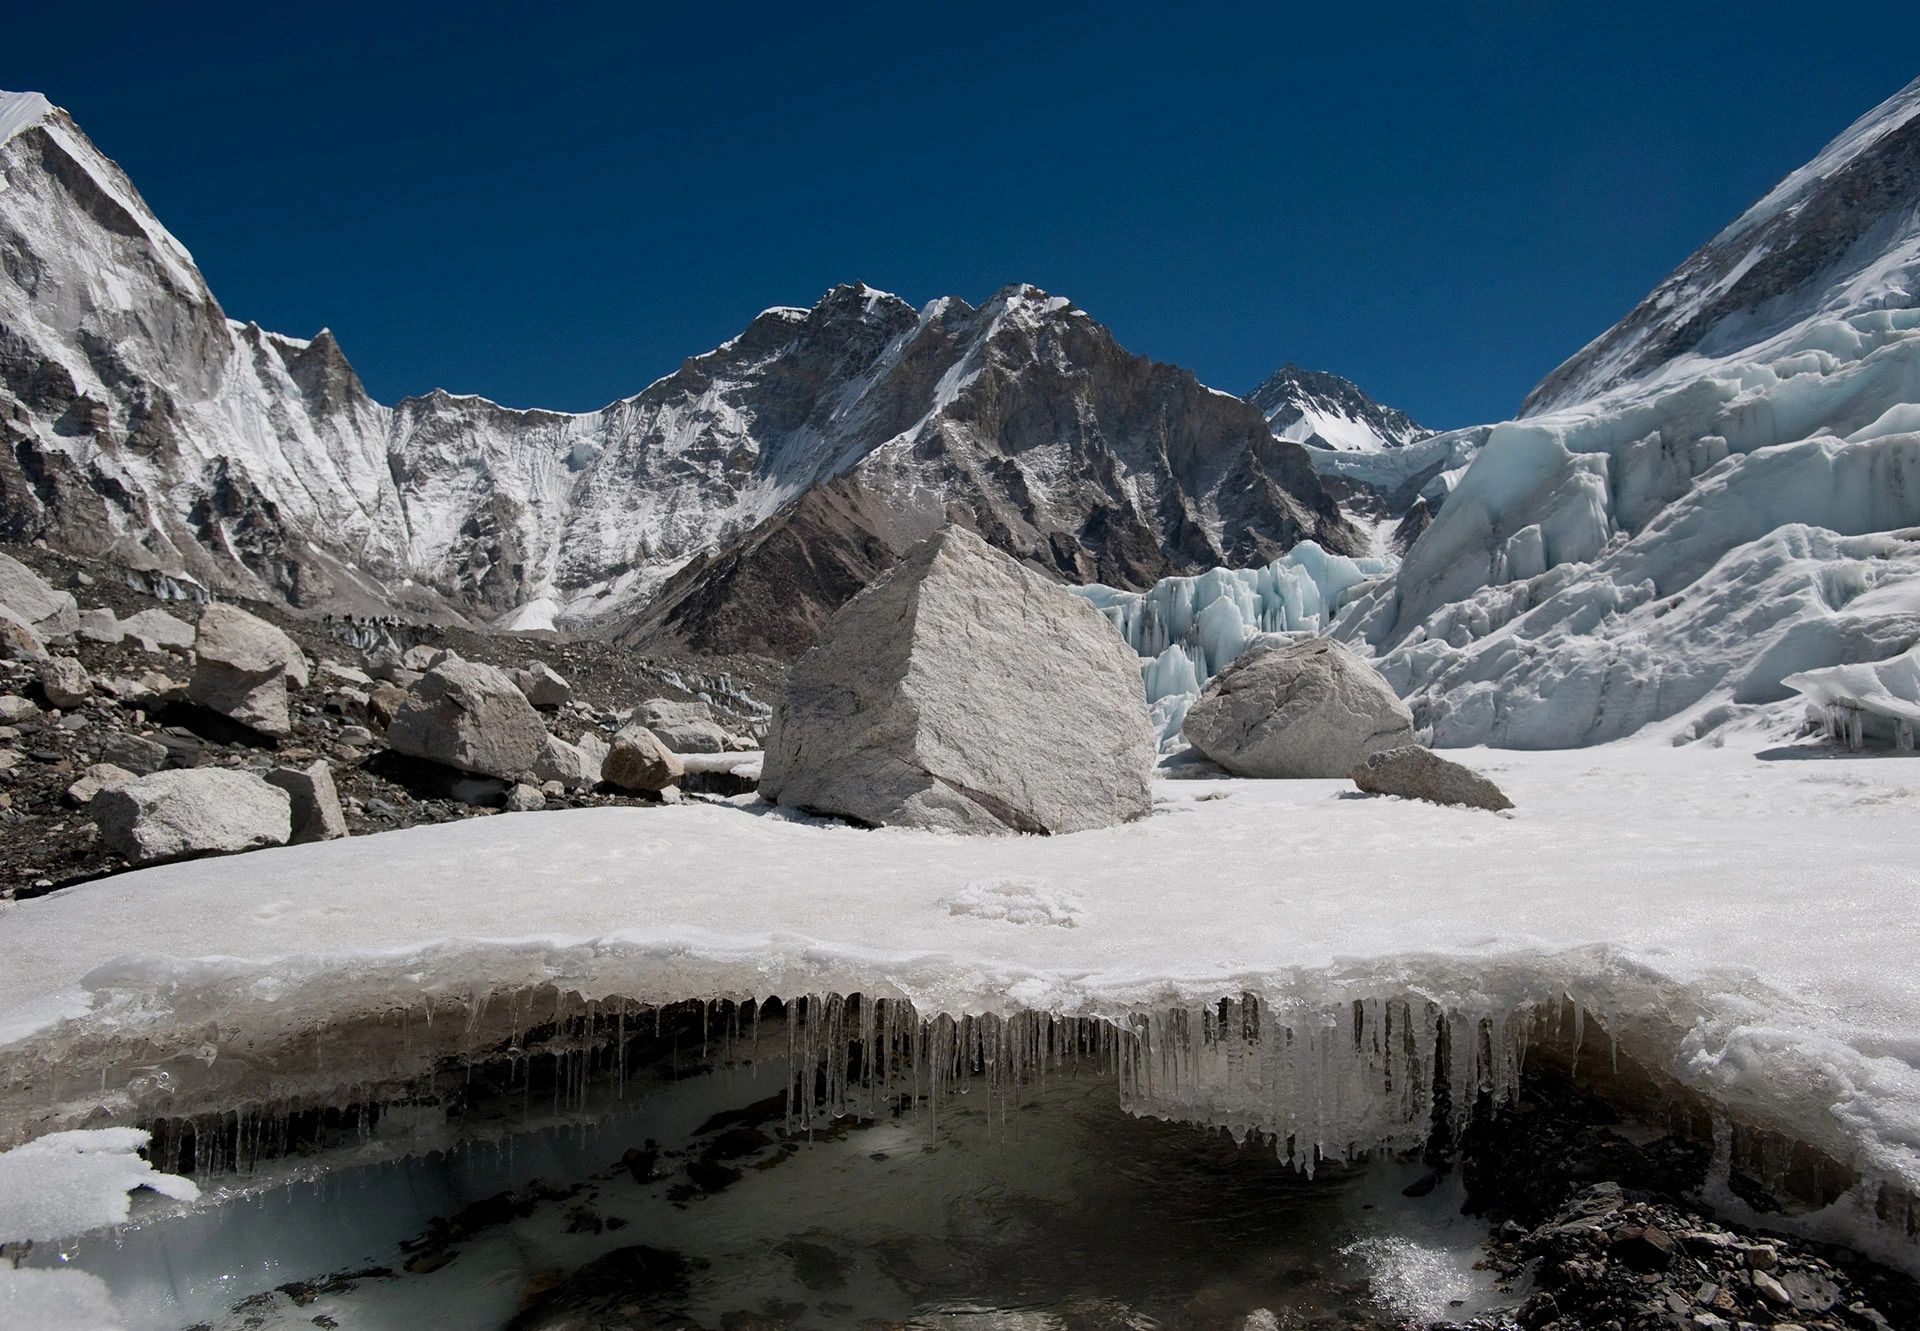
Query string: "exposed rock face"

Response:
xmin=1350 ymin=745 xmax=1513 ymax=811
xmin=387 ymin=659 xmax=548 ymax=780
xmin=265 ymin=760 xmax=349 ymax=843
xmin=187 ymin=604 xmax=310 ymax=736
xmin=0 ymin=552 xmax=77 ymax=638
xmin=761 ymin=526 xmax=1155 ymax=833
xmin=0 ymin=94 xmax=1359 ymax=657
xmin=634 ymin=698 xmax=732 ymax=754
xmin=601 ymin=726 xmax=683 ymax=793
xmin=91 ymin=768 xmax=291 ymax=865
xmin=1182 ymin=638 xmax=1413 ymax=778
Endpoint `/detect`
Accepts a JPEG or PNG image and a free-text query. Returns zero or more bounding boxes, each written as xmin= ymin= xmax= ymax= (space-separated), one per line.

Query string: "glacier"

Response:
xmin=1336 ymin=73 xmax=1920 ymax=749
xmin=1074 ymin=541 xmax=1393 ymax=745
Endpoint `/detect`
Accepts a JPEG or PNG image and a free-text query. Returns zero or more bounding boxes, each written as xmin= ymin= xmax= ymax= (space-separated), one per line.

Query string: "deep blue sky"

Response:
xmin=5 ymin=5 xmax=1916 ymax=427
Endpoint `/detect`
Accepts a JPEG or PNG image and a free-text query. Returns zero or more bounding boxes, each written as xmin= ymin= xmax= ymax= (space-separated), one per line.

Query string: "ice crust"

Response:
xmin=0 ymin=740 xmax=1917 ymax=1266
xmin=1075 ymin=541 xmax=1392 ymax=744
xmin=0 ymin=1128 xmax=198 ymax=1243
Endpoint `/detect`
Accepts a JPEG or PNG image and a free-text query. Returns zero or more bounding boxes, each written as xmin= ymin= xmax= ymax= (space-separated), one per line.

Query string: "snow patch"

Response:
xmin=942 ymin=877 xmax=1081 ymax=928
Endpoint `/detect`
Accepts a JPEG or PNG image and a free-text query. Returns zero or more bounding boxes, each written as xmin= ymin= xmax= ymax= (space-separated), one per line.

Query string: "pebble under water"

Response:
xmin=33 ymin=1052 xmax=1507 ymax=1330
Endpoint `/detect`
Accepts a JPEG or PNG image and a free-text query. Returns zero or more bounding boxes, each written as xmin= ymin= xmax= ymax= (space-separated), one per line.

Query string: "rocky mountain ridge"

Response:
xmin=0 ymin=90 xmax=1359 ymax=658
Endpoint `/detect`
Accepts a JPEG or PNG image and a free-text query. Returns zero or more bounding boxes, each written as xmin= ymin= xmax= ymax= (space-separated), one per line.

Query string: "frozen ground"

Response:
xmin=1 ymin=732 xmax=1918 ymax=1272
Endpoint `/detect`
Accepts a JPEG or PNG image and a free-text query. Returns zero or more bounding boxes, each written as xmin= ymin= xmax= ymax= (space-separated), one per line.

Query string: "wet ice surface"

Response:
xmin=45 ymin=1063 xmax=1503 ymax=1331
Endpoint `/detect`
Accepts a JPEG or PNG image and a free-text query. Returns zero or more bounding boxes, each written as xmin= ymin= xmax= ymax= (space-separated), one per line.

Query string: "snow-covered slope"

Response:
xmin=0 ymin=91 xmax=1359 ymax=653
xmin=1338 ymin=75 xmax=1920 ymax=748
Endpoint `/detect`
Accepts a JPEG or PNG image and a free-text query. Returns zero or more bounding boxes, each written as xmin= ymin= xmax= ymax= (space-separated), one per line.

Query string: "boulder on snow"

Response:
xmin=1182 ymin=638 xmax=1414 ymax=779
xmin=38 ymin=656 xmax=93 ymax=709
xmin=634 ymin=698 xmax=733 ymax=754
xmin=532 ymin=733 xmax=600 ymax=790
xmin=76 ymin=608 xmax=122 ymax=645
xmin=0 ymin=607 xmax=48 ymax=662
xmin=761 ymin=526 xmax=1156 ymax=834
xmin=265 ymin=760 xmax=350 ymax=843
xmin=92 ymin=768 xmax=291 ymax=865
xmin=1350 ymin=745 xmax=1514 ymax=812
xmin=120 ymin=608 xmax=196 ymax=652
xmin=0 ymin=551 xmax=79 ymax=638
xmin=387 ymin=659 xmax=549 ymax=779
xmin=188 ymin=604 xmax=311 ymax=737
xmin=602 ymin=725 xmax=684 ymax=792
xmin=513 ymin=662 xmax=572 ymax=708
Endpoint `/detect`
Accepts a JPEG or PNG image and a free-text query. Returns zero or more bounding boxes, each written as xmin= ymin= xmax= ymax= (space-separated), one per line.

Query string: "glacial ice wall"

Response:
xmin=1074 ymin=541 xmax=1393 ymax=745
xmin=1338 ymin=310 xmax=1920 ymax=748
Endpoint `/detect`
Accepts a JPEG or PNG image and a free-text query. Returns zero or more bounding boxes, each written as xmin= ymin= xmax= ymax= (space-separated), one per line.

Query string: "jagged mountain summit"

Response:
xmin=0 ymin=90 xmax=1359 ymax=657
xmin=1247 ymin=363 xmax=1426 ymax=454
xmin=1340 ymin=74 xmax=1920 ymax=748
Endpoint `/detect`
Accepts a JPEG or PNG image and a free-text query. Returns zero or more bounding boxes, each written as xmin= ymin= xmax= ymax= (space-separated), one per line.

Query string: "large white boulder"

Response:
xmin=0 ymin=552 xmax=78 ymax=639
xmin=388 ymin=659 xmax=548 ymax=779
xmin=92 ymin=769 xmax=291 ymax=865
xmin=760 ymin=526 xmax=1155 ymax=834
xmin=188 ymin=604 xmax=310 ymax=737
xmin=1182 ymin=638 xmax=1414 ymax=778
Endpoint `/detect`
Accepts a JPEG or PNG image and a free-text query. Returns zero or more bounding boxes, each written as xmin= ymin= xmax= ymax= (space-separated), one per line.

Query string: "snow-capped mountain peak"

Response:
xmin=1247 ymin=363 xmax=1426 ymax=453
xmin=0 ymin=93 xmax=1357 ymax=655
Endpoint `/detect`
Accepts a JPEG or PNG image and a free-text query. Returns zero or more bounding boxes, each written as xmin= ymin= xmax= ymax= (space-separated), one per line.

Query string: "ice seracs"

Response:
xmin=1336 ymin=74 xmax=1920 ymax=748
xmin=1075 ymin=541 xmax=1392 ymax=745
xmin=1784 ymin=643 xmax=1920 ymax=748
